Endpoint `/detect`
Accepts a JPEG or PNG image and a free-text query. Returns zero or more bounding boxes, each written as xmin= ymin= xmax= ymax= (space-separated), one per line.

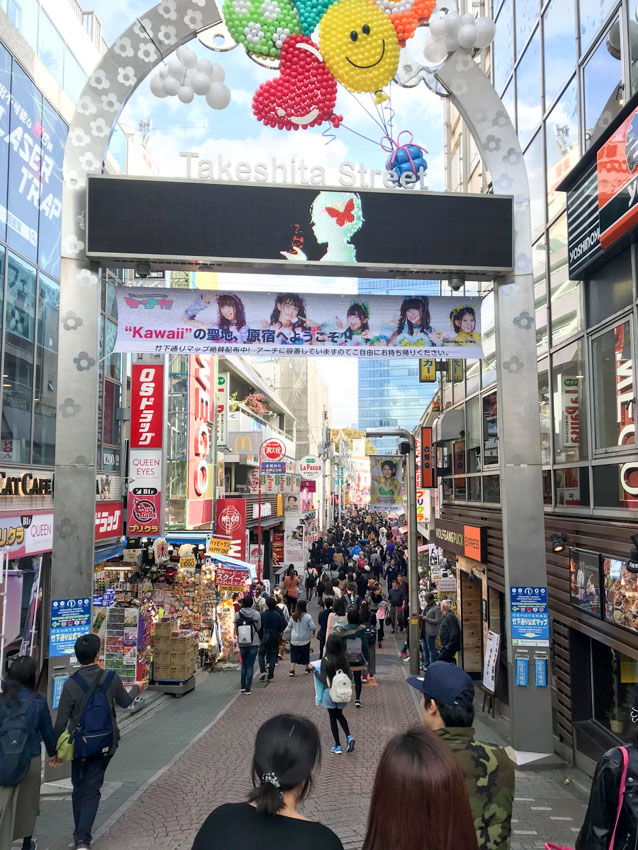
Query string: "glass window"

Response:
xmin=0 ymin=45 xmax=10 ymax=245
xmin=542 ymin=469 xmax=552 ymax=504
xmin=481 ymin=292 xmax=496 ymax=388
xmin=465 ymin=359 xmax=480 ymax=397
xmin=592 ymin=641 xmax=638 ymax=738
xmin=539 ymin=367 xmax=551 ymax=464
xmin=570 ymin=549 xmax=601 ymax=615
xmin=515 ymin=0 xmax=538 ymax=58
xmin=33 ymin=273 xmax=58 ymax=465
xmin=442 ymin=477 xmax=453 ymax=501
xmin=8 ymin=0 xmax=38 ymax=50
xmin=592 ymin=321 xmax=634 ymax=453
xmin=594 ymin=464 xmax=638 ymax=509
xmin=556 ymin=467 xmax=590 ymax=506
xmin=549 ymin=213 xmax=582 ymax=344
xmin=586 ymin=250 xmax=633 ymax=327
xmin=104 ymin=319 xmax=120 ymax=382
xmin=583 ymin=20 xmax=623 ymax=149
xmin=3 ymin=253 xmax=36 ymax=463
xmin=63 ymin=49 xmax=86 ymax=104
xmin=466 ymin=395 xmax=481 ymax=473
xmin=39 ymin=98 xmax=66 ymax=280
xmin=552 ymin=340 xmax=588 ymax=462
xmin=102 ymin=379 xmax=121 ymax=447
xmin=482 ymin=391 xmax=498 ymax=467
xmin=546 ymin=79 xmax=579 ymax=223
xmin=525 ymin=132 xmax=545 ymax=243
xmin=494 ymin=0 xmax=514 ymax=94
xmin=579 ymin=0 xmax=617 ymax=55
xmin=37 ymin=11 xmax=64 ymax=87
xmin=467 ymin=477 xmax=481 ymax=502
xmin=516 ymin=29 xmax=542 ymax=148
xmin=543 ymin=0 xmax=576 ymax=107
xmin=533 ymin=236 xmax=548 ymax=354
xmin=452 ymin=439 xmax=466 ymax=500
xmin=483 ymin=475 xmax=500 ymax=503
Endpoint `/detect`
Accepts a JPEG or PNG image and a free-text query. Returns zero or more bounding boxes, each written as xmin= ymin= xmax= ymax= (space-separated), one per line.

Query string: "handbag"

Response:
xmin=56 ymin=730 xmax=74 ymax=762
xmin=545 ymin=745 xmax=629 ymax=850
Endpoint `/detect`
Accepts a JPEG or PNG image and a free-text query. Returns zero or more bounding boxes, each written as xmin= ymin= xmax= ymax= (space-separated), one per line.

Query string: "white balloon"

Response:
xmin=474 ymin=16 xmax=496 ymax=48
xmin=205 ymin=82 xmax=231 ymax=109
xmin=445 ymin=34 xmax=459 ymax=52
xmin=196 ymin=58 xmax=215 ymax=74
xmin=150 ymin=74 xmax=168 ymax=97
xmin=423 ymin=36 xmax=448 ymax=63
xmin=442 ymin=12 xmax=461 ymax=38
xmin=178 ymin=85 xmax=195 ymax=103
xmin=192 ymin=72 xmax=212 ymax=95
xmin=168 ymin=60 xmax=185 ymax=79
xmin=162 ymin=75 xmax=180 ymax=96
xmin=210 ymin=63 xmax=225 ymax=82
xmin=459 ymin=13 xmax=475 ymax=27
xmin=176 ymin=44 xmax=198 ymax=67
xmin=457 ymin=23 xmax=478 ymax=49
xmin=429 ymin=14 xmax=446 ymax=40
xmin=159 ymin=65 xmax=169 ymax=79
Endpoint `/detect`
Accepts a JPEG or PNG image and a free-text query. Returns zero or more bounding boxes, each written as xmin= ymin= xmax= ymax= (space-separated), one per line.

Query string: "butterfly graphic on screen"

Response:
xmin=326 ymin=198 xmax=355 ymax=227
xmin=626 ymin=114 xmax=638 ymax=173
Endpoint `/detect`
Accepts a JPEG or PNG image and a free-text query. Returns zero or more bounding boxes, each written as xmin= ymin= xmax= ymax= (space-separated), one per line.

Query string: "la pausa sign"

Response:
xmin=181 ymin=152 xmax=429 ymax=191
xmin=299 ymin=455 xmax=323 ymax=480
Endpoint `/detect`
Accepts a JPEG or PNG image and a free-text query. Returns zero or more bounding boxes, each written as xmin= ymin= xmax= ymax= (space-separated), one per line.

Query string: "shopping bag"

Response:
xmin=544 ymin=844 xmax=574 ymax=850
xmin=57 ymin=730 xmax=74 ymax=762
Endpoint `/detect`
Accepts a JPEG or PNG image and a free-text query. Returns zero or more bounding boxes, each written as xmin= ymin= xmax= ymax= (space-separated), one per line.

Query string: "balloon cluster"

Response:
xmin=149 ymin=45 xmax=231 ymax=108
xmin=252 ymin=35 xmax=343 ymax=130
xmin=422 ymin=11 xmax=495 ymax=63
xmin=374 ymin=0 xmax=435 ymax=46
xmin=223 ymin=0 xmax=301 ymax=57
xmin=296 ymin=0 xmax=338 ymax=35
xmin=382 ymin=131 xmax=427 ymax=183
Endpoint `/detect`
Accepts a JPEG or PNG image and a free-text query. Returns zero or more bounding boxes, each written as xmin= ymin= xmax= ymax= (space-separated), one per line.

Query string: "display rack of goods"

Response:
xmin=152 ymin=622 xmax=198 ymax=682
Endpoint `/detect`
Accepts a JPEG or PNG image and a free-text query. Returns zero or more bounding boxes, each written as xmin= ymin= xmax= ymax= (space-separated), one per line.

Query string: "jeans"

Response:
xmin=71 ymin=754 xmax=112 ymax=845
xmin=258 ymin=644 xmax=278 ymax=680
xmin=425 ymin=634 xmax=438 ymax=666
xmin=240 ymin=645 xmax=258 ymax=690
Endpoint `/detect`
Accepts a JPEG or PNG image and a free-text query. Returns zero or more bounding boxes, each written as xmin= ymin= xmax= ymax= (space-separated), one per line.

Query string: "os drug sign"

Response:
xmin=299 ymin=455 xmax=323 ymax=480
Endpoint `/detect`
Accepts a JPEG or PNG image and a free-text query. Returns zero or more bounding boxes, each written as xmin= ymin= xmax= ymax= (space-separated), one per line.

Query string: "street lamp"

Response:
xmin=366 ymin=427 xmax=419 ymax=676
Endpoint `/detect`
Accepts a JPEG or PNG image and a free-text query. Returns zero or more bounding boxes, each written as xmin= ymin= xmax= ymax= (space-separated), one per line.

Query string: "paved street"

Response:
xmin=33 ymin=621 xmax=589 ymax=850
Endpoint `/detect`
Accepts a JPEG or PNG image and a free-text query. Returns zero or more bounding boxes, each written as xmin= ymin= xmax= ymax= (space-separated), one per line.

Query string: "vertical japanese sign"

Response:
xmin=215 ymin=498 xmax=246 ymax=559
xmin=421 ymin=426 xmax=436 ymax=488
xmin=188 ymin=355 xmax=213 ymax=527
xmin=216 ymin=371 xmax=228 ymax=449
xmin=419 ymin=359 xmax=436 ymax=382
xmin=128 ymin=363 xmax=164 ymax=536
xmin=415 ymin=433 xmax=422 ymax=488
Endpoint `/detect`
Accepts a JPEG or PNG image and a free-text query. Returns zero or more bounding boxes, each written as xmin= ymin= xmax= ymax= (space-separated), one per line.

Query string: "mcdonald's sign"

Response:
xmin=231 ymin=433 xmax=257 ymax=454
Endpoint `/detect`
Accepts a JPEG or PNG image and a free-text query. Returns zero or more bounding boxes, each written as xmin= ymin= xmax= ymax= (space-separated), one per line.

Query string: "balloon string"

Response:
xmin=372 ymin=95 xmax=389 ymax=135
xmin=338 ymin=122 xmax=384 ymax=147
xmin=321 ymin=124 xmax=338 ymax=145
xmin=343 ymin=88 xmax=387 ymax=134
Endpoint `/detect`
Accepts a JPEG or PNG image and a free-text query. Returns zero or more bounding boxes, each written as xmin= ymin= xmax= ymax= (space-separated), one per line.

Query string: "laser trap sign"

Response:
xmin=114 ymin=288 xmax=484 ymax=359
xmin=510 ymin=586 xmax=549 ymax=647
xmin=86 ymin=176 xmax=513 ymax=280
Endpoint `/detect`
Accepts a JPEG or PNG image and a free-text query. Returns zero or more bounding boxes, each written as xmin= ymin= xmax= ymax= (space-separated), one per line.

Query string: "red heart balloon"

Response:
xmin=252 ymin=35 xmax=338 ymax=131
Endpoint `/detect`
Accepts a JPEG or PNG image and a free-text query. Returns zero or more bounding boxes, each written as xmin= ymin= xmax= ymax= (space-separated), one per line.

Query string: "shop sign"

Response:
xmin=127 ymin=450 xmax=162 ymax=536
xmin=597 ymin=106 xmax=638 ymax=250
xmin=188 ymin=354 xmax=213 ymax=527
xmin=262 ymin=461 xmax=285 ymax=473
xmin=101 ymin=447 xmax=120 ymax=472
xmin=0 ymin=510 xmax=53 ymax=556
xmin=299 ymin=456 xmax=322 ymax=479
xmin=179 ymin=557 xmax=197 ymax=571
xmin=0 ymin=470 xmax=53 ymax=497
xmin=565 ymin=165 xmax=603 ymax=278
xmin=301 ymin=480 xmax=317 ymax=492
xmin=434 ymin=519 xmax=487 ymax=563
xmin=49 ymin=597 xmax=91 ymax=657
xmin=561 ymin=377 xmax=580 ymax=447
xmin=130 ymin=364 xmax=164 ymax=449
xmin=215 ymin=498 xmax=246 ymax=559
xmin=216 ymin=372 xmax=228 ymax=449
xmin=230 ymin=432 xmax=259 ymax=455
xmin=415 ymin=435 xmax=421 ymax=488
xmin=614 ymin=325 xmax=638 ymax=504
xmin=483 ymin=630 xmax=501 ymax=694
xmin=437 ymin=576 xmax=457 ymax=592
xmin=209 ymin=536 xmax=232 ymax=555
xmin=510 ymin=586 xmax=549 ymax=647
xmin=214 ymin=566 xmax=248 ymax=588
xmin=419 ymin=358 xmax=436 ymax=383
xmin=262 ymin=438 xmax=286 ymax=462
xmin=95 ymin=501 xmax=123 ymax=542
xmin=421 ymin=426 xmax=435 ymax=489
xmin=416 ymin=489 xmax=426 ymax=523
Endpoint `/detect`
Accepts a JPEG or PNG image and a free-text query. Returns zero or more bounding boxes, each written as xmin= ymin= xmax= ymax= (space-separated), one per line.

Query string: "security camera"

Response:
xmin=136 ymin=261 xmax=151 ymax=278
xmin=448 ymin=275 xmax=465 ymax=291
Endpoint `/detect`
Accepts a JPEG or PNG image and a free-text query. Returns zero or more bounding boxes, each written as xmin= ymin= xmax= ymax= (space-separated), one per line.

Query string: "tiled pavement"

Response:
xmin=32 ymin=611 xmax=590 ymax=850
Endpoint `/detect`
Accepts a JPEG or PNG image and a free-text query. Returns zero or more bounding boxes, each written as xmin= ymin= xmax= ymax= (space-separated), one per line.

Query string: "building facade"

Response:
xmin=432 ymin=0 xmax=638 ymax=772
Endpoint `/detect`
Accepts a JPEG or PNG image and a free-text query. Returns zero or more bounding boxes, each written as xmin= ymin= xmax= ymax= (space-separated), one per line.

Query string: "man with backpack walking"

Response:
xmin=235 ymin=596 xmax=262 ymax=694
xmin=258 ymin=596 xmax=285 ymax=684
xmin=54 ymin=633 xmax=140 ymax=850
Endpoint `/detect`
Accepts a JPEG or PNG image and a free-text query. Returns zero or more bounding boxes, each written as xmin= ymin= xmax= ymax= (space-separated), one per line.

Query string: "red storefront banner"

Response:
xmin=415 ymin=434 xmax=422 ymax=488
xmin=95 ymin=501 xmax=123 ymax=542
xmin=188 ymin=355 xmax=213 ymax=527
xmin=130 ymin=364 xmax=164 ymax=449
xmin=215 ymin=498 xmax=246 ymax=560
xmin=421 ymin=426 xmax=436 ymax=489
xmin=214 ymin=567 xmax=249 ymax=589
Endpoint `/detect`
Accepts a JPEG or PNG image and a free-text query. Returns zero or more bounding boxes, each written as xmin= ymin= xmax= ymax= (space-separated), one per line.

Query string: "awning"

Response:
xmin=166 ymin=531 xmax=211 ymax=547
xmin=246 ymin=516 xmax=284 ymax=530
xmin=94 ymin=540 xmax=125 ymax=563
xmin=418 ymin=544 xmax=429 ymax=553
xmin=208 ymin=552 xmax=257 ymax=579
xmin=433 ymin=409 xmax=464 ymax=443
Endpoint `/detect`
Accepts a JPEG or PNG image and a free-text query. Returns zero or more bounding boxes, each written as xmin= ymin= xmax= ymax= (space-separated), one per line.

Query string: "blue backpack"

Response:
xmin=0 ymin=693 xmax=37 ymax=785
xmin=72 ymin=670 xmax=115 ymax=759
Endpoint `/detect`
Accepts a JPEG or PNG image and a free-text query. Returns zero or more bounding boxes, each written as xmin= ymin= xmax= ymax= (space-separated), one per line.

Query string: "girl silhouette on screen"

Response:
xmin=282 ymin=192 xmax=364 ymax=263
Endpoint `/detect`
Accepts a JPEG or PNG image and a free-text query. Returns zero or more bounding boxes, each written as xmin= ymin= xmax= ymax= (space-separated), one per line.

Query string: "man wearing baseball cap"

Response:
xmin=408 ymin=662 xmax=514 ymax=850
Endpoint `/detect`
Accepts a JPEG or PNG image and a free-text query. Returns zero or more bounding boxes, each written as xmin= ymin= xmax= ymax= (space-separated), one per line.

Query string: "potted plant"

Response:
xmin=243 ymin=392 xmax=268 ymax=415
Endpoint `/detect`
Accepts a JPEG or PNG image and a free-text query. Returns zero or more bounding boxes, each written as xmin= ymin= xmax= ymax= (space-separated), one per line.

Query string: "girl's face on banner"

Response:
xmin=348 ymin=312 xmax=363 ymax=331
xmin=406 ymin=306 xmax=421 ymax=324
xmin=382 ymin=464 xmax=393 ymax=479
xmin=220 ymin=302 xmax=236 ymax=321
xmin=460 ymin=313 xmax=475 ymax=332
xmin=279 ymin=299 xmax=299 ymax=322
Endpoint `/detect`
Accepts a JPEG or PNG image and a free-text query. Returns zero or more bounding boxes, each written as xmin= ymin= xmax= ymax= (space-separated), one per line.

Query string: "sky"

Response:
xmin=88 ymin=0 xmax=445 ymax=426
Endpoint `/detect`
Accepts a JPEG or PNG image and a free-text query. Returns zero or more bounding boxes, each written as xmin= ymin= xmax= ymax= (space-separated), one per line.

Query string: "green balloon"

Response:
xmin=224 ymin=0 xmax=301 ymax=57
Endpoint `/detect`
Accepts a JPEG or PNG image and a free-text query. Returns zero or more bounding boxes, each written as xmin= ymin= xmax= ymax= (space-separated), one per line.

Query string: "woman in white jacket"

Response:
xmin=285 ymin=600 xmax=316 ymax=676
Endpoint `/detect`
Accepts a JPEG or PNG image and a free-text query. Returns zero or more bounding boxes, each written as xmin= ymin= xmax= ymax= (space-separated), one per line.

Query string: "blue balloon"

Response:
xmin=387 ymin=142 xmax=427 ymax=182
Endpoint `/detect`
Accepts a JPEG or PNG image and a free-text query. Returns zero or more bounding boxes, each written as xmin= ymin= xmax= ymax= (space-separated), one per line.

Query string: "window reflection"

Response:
xmin=484 ymin=475 xmax=500 ymax=503
xmin=482 ymin=391 xmax=498 ymax=467
xmin=481 ymin=291 xmax=496 ymax=388
xmin=33 ymin=274 xmax=58 ymax=465
xmin=549 ymin=213 xmax=582 ymax=344
xmin=579 ymin=0 xmax=617 ymax=55
xmin=593 ymin=464 xmax=638 ymax=510
xmin=502 ymin=80 xmax=516 ymax=129
xmin=525 ymin=132 xmax=545 ymax=243
xmin=584 ymin=21 xmax=623 ymax=149
xmin=546 ymin=79 xmax=579 ymax=222
xmin=592 ymin=321 xmax=634 ymax=452
xmin=552 ymin=340 xmax=588 ymax=463
xmin=543 ymin=0 xmax=576 ymax=107
xmin=556 ymin=467 xmax=590 ymax=506
xmin=533 ymin=237 xmax=548 ymax=354
xmin=494 ymin=0 xmax=514 ymax=94
xmin=516 ymin=29 xmax=542 ymax=147
xmin=516 ymin=0 xmax=538 ymax=58
xmin=38 ymin=10 xmax=64 ymax=88
xmin=539 ymin=366 xmax=551 ymax=465
xmin=466 ymin=394 xmax=481 ymax=473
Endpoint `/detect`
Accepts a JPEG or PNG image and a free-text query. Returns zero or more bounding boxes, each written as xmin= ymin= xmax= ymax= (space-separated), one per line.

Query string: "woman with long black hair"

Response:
xmin=314 ymin=634 xmax=354 ymax=755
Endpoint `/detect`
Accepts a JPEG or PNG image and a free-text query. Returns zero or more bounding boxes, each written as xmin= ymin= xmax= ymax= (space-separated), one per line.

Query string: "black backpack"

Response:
xmin=0 ymin=693 xmax=37 ymax=785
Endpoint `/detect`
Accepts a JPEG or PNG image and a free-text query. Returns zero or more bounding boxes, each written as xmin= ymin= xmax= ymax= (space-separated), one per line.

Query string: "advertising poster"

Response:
xmin=284 ymin=496 xmax=304 ymax=570
xmin=128 ymin=363 xmax=164 ymax=536
xmin=215 ymin=498 xmax=247 ymax=559
xmin=603 ymin=556 xmax=638 ymax=634
xmin=483 ymin=630 xmax=501 ymax=694
xmin=116 ymin=288 xmax=484 ymax=360
xmin=188 ymin=354 xmax=214 ymax=527
xmin=370 ymin=456 xmax=403 ymax=511
xmin=569 ymin=549 xmax=601 ymax=617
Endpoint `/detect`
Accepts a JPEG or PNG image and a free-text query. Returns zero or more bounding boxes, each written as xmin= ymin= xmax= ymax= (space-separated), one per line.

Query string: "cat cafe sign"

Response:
xmin=0 ymin=469 xmax=53 ymax=500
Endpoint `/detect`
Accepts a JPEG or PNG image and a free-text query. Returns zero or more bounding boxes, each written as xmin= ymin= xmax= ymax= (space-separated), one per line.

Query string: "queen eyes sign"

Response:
xmin=86 ymin=175 xmax=513 ymax=279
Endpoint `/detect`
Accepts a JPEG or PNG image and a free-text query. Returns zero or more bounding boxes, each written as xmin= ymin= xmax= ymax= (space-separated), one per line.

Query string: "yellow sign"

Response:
xmin=450 ymin=359 xmax=463 ymax=383
xmin=179 ymin=557 xmax=197 ymax=571
xmin=209 ymin=537 xmax=232 ymax=555
xmin=276 ymin=493 xmax=284 ymax=517
xmin=232 ymin=434 xmax=255 ymax=453
xmin=419 ymin=359 xmax=436 ymax=383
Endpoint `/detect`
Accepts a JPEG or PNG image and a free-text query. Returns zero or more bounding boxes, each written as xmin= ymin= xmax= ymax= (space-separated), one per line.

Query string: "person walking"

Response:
xmin=54 ymin=634 xmax=140 ymax=850
xmin=235 ymin=596 xmax=262 ymax=694
xmin=326 ymin=596 xmax=348 ymax=639
xmin=421 ymin=593 xmax=442 ymax=669
xmin=314 ymin=634 xmax=355 ymax=755
xmin=304 ymin=566 xmax=318 ymax=602
xmin=258 ymin=597 xmax=285 ymax=685
xmin=334 ymin=607 xmax=369 ymax=709
xmin=0 ymin=656 xmax=61 ymax=850
xmin=397 ymin=573 xmax=409 ymax=631
xmin=362 ymin=727 xmax=478 ymax=850
xmin=360 ymin=601 xmax=376 ymax=680
xmin=407 ymin=662 xmax=514 ymax=850
xmin=274 ymin=589 xmax=290 ymax=660
xmin=317 ymin=596 xmax=333 ymax=658
xmin=437 ymin=600 xmax=461 ymax=663
xmin=282 ymin=567 xmax=300 ymax=615
xmin=388 ymin=579 xmax=406 ymax=635
xmin=368 ymin=583 xmax=386 ymax=648
xmin=284 ymin=600 xmax=316 ymax=676
xmin=191 ymin=714 xmax=343 ymax=849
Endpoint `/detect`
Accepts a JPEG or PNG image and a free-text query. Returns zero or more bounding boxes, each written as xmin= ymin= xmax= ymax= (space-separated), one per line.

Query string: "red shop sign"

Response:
xmin=214 ymin=567 xmax=249 ymax=588
xmin=95 ymin=501 xmax=123 ymax=542
xmin=130 ymin=364 xmax=164 ymax=450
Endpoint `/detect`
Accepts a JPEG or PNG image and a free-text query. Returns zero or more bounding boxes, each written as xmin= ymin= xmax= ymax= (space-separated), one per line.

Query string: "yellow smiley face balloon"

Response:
xmin=319 ymin=0 xmax=400 ymax=94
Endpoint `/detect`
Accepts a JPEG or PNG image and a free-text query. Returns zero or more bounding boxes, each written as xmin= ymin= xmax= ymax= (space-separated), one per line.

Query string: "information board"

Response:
xmin=483 ymin=629 xmax=501 ymax=694
xmin=510 ymin=586 xmax=549 ymax=646
xmin=50 ymin=597 xmax=91 ymax=657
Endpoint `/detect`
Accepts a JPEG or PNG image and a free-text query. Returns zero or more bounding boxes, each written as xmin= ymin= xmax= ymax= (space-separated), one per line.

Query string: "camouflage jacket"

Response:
xmin=437 ymin=726 xmax=515 ymax=850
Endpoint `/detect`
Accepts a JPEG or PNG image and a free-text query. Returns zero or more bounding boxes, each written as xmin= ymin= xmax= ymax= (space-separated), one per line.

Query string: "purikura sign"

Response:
xmin=128 ymin=362 xmax=164 ymax=536
xmin=299 ymin=456 xmax=323 ymax=480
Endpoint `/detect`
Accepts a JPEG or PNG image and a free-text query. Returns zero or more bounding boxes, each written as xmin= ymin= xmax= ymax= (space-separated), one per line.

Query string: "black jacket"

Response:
xmin=577 ymin=745 xmax=638 ymax=850
xmin=439 ymin=611 xmax=461 ymax=653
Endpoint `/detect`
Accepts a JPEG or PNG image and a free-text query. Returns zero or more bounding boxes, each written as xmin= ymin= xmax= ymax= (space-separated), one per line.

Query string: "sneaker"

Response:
xmin=245 ymin=690 xmax=252 ymax=695
xmin=362 ymin=674 xmax=368 ymax=682
xmin=259 ymin=672 xmax=267 ymax=681
xmin=289 ymin=671 xmax=295 ymax=677
xmin=240 ymin=688 xmax=246 ymax=693
xmin=355 ymin=699 xmax=361 ymax=708
xmin=346 ymin=735 xmax=355 ymax=753
xmin=403 ymin=656 xmax=410 ymax=663
xmin=75 ymin=845 xmax=90 ymax=850
xmin=330 ymin=745 xmax=343 ymax=754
